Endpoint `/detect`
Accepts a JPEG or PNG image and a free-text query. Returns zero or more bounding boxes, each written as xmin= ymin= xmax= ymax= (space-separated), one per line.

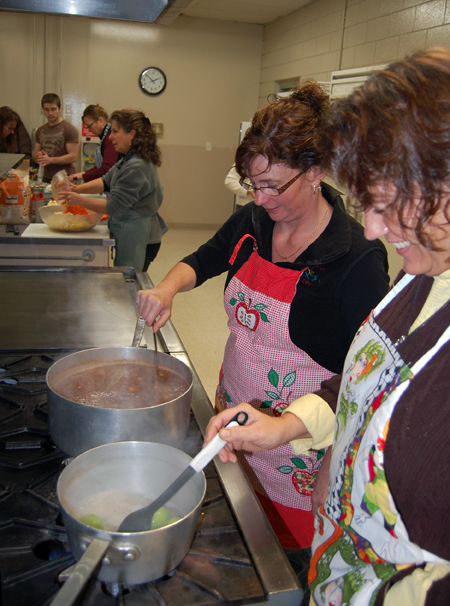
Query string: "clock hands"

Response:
xmin=144 ymin=74 xmax=163 ymax=86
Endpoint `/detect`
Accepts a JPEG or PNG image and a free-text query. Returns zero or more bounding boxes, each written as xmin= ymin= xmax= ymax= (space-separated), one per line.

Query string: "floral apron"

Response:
xmin=309 ymin=273 xmax=450 ymax=606
xmin=216 ymin=234 xmax=335 ymax=547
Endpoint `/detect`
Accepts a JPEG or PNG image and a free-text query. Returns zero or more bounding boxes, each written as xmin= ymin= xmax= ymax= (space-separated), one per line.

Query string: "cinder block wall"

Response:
xmin=259 ymin=0 xmax=450 ymax=106
xmin=258 ymin=0 xmax=450 ymax=281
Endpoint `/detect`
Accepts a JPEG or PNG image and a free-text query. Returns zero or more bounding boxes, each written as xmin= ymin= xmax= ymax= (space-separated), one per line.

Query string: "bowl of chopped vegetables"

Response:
xmin=39 ymin=204 xmax=103 ymax=232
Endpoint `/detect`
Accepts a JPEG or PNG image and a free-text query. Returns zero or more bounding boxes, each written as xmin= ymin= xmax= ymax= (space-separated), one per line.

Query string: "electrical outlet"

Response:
xmin=206 ymin=142 xmax=212 ymax=151
xmin=65 ymin=104 xmax=72 ymax=113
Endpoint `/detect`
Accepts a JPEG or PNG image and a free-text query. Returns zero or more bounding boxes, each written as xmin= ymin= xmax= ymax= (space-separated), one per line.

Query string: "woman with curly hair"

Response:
xmin=64 ymin=109 xmax=167 ymax=270
xmin=137 ymin=81 xmax=389 ymax=598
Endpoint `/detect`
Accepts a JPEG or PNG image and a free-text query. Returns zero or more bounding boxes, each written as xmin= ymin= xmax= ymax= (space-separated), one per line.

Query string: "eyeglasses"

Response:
xmin=239 ymin=171 xmax=303 ymax=197
xmin=84 ymin=117 xmax=99 ymax=129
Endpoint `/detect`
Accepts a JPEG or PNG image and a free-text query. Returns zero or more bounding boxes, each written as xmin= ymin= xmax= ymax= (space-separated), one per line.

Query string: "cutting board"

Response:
xmin=21 ymin=223 xmax=111 ymax=240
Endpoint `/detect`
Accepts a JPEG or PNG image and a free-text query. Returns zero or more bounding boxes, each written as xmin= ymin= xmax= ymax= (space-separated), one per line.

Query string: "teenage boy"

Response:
xmin=34 ymin=93 xmax=79 ymax=182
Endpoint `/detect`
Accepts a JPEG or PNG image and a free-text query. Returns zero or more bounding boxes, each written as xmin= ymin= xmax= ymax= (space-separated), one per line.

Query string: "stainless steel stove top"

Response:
xmin=0 ymin=266 xmax=302 ymax=606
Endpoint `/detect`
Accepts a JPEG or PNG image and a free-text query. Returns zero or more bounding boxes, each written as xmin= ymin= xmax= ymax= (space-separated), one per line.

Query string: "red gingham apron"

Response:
xmin=216 ymin=234 xmax=335 ymax=548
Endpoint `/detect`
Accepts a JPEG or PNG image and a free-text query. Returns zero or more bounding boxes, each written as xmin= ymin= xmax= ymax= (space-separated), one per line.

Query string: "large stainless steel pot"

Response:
xmin=56 ymin=441 xmax=206 ymax=585
xmin=47 ymin=347 xmax=193 ymax=456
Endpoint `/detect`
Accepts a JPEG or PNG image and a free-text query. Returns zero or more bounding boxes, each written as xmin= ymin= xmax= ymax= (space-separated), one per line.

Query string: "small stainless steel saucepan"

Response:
xmin=50 ymin=414 xmax=247 ymax=606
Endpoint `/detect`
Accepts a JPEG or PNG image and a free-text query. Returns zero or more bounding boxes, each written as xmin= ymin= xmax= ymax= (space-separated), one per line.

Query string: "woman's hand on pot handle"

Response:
xmin=137 ymin=262 xmax=197 ymax=332
xmin=137 ymin=285 xmax=175 ymax=332
xmin=204 ymin=403 xmax=309 ymax=464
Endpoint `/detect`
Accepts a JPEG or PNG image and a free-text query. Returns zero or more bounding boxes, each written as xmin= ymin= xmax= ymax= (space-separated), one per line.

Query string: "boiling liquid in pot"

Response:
xmin=53 ymin=359 xmax=189 ymax=409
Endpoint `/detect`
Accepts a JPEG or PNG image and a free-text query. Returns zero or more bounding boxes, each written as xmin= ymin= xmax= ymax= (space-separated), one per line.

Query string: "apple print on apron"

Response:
xmin=216 ymin=234 xmax=335 ymax=543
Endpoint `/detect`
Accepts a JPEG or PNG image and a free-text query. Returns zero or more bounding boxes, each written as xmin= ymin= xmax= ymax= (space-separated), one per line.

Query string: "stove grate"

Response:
xmin=0 ymin=351 xmax=266 ymax=606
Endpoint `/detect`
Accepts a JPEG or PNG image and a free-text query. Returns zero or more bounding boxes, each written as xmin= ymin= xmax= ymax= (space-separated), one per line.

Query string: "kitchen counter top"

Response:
xmin=0 ymin=266 xmax=141 ymax=350
xmin=0 ymin=223 xmax=114 ymax=245
xmin=0 ymin=223 xmax=114 ymax=266
xmin=18 ymin=222 xmax=114 ymax=245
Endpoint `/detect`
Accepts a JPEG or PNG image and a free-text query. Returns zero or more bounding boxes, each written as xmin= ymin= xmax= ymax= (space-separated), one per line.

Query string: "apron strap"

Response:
xmin=373 ymin=273 xmax=416 ymax=316
xmin=229 ymin=234 xmax=256 ymax=265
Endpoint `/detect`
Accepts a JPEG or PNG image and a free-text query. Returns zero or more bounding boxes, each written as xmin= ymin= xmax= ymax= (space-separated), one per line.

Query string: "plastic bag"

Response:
xmin=0 ymin=159 xmax=31 ymax=224
xmin=51 ymin=169 xmax=71 ymax=202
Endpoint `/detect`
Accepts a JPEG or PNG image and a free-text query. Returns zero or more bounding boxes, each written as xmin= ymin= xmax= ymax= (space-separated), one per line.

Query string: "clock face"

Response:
xmin=139 ymin=67 xmax=167 ymax=96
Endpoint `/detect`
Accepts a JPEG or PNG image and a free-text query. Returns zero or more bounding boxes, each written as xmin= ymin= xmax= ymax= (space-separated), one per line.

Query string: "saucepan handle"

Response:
xmin=131 ymin=315 xmax=147 ymax=348
xmin=49 ymin=537 xmax=110 ymax=606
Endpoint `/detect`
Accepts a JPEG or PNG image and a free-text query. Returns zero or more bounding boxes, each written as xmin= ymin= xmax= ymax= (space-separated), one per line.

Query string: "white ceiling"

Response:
xmin=159 ymin=0 xmax=312 ymax=26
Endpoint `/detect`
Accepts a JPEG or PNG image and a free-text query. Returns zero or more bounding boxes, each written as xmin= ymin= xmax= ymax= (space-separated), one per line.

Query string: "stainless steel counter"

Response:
xmin=0 ymin=267 xmax=137 ymax=350
xmin=0 ymin=224 xmax=114 ymax=266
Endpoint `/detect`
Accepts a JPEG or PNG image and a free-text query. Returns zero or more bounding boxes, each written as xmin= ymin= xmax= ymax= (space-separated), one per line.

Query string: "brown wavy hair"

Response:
xmin=110 ymin=109 xmax=161 ymax=166
xmin=320 ymin=47 xmax=450 ymax=250
xmin=235 ymin=80 xmax=330 ymax=179
xmin=0 ymin=106 xmax=20 ymax=151
xmin=82 ymin=104 xmax=109 ymax=122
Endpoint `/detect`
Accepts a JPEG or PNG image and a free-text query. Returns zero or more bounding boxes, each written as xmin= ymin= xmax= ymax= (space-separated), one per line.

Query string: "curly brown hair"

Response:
xmin=110 ymin=109 xmax=161 ymax=166
xmin=320 ymin=47 xmax=450 ymax=250
xmin=0 ymin=106 xmax=20 ymax=151
xmin=235 ymin=80 xmax=330 ymax=179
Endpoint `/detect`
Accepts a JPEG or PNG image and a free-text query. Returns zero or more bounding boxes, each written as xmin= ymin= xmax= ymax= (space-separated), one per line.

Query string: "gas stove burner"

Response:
xmin=0 ymin=353 xmax=54 ymax=397
xmin=101 ymin=581 xmax=134 ymax=598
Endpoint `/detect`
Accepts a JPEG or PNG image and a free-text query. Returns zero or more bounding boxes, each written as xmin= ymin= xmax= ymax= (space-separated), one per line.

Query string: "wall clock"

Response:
xmin=139 ymin=67 xmax=167 ymax=96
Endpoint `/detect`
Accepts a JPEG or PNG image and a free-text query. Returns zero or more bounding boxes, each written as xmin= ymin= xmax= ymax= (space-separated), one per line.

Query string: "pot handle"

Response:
xmin=50 ymin=537 xmax=110 ymax=606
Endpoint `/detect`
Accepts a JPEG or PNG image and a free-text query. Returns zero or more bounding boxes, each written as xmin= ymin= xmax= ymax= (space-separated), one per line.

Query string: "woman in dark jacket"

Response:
xmin=69 ymin=104 xmax=118 ymax=183
xmin=137 ymin=81 xmax=390 ymax=603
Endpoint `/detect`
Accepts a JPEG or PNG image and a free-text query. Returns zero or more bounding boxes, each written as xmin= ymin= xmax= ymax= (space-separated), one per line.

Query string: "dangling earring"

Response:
xmin=313 ymin=184 xmax=316 ymax=194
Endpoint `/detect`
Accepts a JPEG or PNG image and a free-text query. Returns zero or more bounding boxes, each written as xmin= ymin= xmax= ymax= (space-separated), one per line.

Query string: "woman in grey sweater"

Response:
xmin=64 ymin=109 xmax=167 ymax=271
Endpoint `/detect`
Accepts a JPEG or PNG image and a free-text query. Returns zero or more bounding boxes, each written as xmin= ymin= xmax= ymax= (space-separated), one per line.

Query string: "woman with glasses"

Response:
xmin=137 ymin=81 xmax=389 ymax=596
xmin=62 ymin=109 xmax=167 ymax=271
xmin=69 ymin=104 xmax=119 ymax=183
xmin=205 ymin=49 xmax=450 ymax=605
